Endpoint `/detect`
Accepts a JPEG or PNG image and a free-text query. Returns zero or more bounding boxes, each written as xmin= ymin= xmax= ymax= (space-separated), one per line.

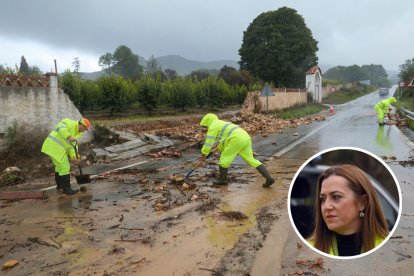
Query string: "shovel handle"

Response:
xmin=78 ymin=164 xmax=83 ymax=175
xmin=184 ymin=152 xmax=213 ymax=179
xmin=71 ymin=142 xmax=83 ymax=175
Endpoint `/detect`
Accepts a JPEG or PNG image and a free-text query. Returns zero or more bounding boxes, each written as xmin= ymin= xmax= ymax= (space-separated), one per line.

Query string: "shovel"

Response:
xmin=71 ymin=142 xmax=92 ymax=184
xmin=184 ymin=152 xmax=213 ymax=179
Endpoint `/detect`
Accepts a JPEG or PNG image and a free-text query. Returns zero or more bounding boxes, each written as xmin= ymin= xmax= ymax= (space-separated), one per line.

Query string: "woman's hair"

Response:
xmin=310 ymin=164 xmax=389 ymax=254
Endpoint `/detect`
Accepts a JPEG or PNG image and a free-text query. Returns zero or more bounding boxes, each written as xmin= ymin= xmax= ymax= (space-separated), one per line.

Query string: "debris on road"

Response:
xmin=218 ymin=210 xmax=248 ymax=221
xmin=2 ymin=259 xmax=18 ymax=270
xmin=148 ymin=148 xmax=182 ymax=158
xmin=295 ymin=257 xmax=324 ymax=268
xmin=0 ymin=166 xmax=25 ymax=187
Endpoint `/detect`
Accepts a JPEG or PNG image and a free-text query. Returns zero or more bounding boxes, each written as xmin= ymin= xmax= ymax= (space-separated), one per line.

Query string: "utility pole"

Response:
xmin=54 ymin=59 xmax=58 ymax=74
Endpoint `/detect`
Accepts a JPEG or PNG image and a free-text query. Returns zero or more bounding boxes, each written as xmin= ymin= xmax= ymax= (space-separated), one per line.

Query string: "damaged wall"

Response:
xmin=243 ymin=90 xmax=307 ymax=113
xmin=0 ymin=74 xmax=90 ymax=150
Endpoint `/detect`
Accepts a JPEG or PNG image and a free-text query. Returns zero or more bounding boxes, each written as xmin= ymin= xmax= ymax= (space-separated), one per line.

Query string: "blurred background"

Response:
xmin=289 ymin=148 xmax=400 ymax=239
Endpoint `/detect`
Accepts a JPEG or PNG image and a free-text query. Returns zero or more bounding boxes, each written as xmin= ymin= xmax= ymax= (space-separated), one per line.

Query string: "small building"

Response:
xmin=305 ymin=66 xmax=323 ymax=102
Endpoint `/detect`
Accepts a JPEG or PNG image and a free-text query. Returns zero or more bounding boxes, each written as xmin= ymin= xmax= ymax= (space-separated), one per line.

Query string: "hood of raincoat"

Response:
xmin=389 ymin=96 xmax=397 ymax=104
xmin=200 ymin=113 xmax=218 ymax=127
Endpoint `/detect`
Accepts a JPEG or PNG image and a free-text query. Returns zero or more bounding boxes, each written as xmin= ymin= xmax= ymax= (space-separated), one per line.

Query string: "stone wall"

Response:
xmin=0 ymin=74 xmax=90 ymax=150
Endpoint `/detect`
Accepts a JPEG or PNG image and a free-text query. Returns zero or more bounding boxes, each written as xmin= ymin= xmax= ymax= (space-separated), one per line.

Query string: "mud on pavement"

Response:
xmin=0 ymin=156 xmax=296 ymax=275
xmin=0 ymin=111 xmax=325 ymax=275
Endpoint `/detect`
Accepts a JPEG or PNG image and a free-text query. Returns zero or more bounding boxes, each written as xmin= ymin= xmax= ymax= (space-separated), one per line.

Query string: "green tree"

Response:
xmin=344 ymin=65 xmax=366 ymax=82
xmin=399 ymin=58 xmax=414 ymax=82
xmin=61 ymin=70 xmax=82 ymax=109
xmin=135 ymin=75 xmax=162 ymax=115
xmin=239 ymin=7 xmax=318 ymax=88
xmin=28 ymin=65 xmax=42 ymax=76
xmin=162 ymin=77 xmax=195 ymax=112
xmin=325 ymin=65 xmax=389 ymax=85
xmin=146 ymin=55 xmax=161 ymax=75
xmin=79 ymin=80 xmax=100 ymax=111
xmin=361 ymin=64 xmax=390 ymax=87
xmin=99 ymin=52 xmax=114 ymax=75
xmin=164 ymin=68 xmax=178 ymax=80
xmin=97 ymin=75 xmax=131 ymax=114
xmin=112 ymin=45 xmax=143 ymax=79
xmin=19 ymin=56 xmax=30 ymax=75
xmin=72 ymin=57 xmax=81 ymax=75
xmin=189 ymin=69 xmax=210 ymax=81
xmin=219 ymin=66 xmax=238 ymax=85
xmin=199 ymin=76 xmax=229 ymax=109
xmin=233 ymin=85 xmax=249 ymax=106
xmin=1 ymin=64 xmax=19 ymax=75
xmin=219 ymin=66 xmax=256 ymax=87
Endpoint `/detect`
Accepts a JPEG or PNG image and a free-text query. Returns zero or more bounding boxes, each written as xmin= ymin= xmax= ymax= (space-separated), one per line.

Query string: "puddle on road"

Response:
xmin=204 ymin=157 xmax=290 ymax=249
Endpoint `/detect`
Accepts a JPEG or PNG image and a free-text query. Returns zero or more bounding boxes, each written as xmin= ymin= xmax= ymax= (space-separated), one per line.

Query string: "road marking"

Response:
xmin=41 ymin=160 xmax=149 ymax=191
xmin=273 ymin=121 xmax=332 ymax=157
xmin=106 ymin=160 xmax=149 ymax=173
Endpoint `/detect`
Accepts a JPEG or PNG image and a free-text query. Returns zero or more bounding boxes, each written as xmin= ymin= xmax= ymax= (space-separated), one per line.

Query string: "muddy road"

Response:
xmin=1 ymin=90 xmax=414 ymax=275
xmin=0 ymin=144 xmax=295 ymax=275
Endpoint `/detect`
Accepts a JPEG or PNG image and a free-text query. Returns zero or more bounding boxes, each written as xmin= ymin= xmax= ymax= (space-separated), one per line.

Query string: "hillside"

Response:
xmin=81 ymin=55 xmax=239 ymax=80
xmin=155 ymin=55 xmax=239 ymax=75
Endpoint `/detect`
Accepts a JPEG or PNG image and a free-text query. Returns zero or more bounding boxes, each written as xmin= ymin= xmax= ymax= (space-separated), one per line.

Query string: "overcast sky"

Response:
xmin=0 ymin=0 xmax=412 ymax=74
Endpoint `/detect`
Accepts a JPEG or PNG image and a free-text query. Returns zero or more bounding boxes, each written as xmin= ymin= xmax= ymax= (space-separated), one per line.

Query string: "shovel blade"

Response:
xmin=75 ymin=174 xmax=92 ymax=184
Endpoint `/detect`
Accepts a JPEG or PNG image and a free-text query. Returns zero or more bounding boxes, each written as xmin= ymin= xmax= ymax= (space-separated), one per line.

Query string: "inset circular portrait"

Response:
xmin=288 ymin=147 xmax=401 ymax=259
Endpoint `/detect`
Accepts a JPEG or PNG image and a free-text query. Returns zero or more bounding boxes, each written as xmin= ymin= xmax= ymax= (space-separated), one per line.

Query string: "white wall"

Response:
xmin=306 ymin=71 xmax=323 ymax=102
xmin=0 ymin=75 xmax=91 ymax=148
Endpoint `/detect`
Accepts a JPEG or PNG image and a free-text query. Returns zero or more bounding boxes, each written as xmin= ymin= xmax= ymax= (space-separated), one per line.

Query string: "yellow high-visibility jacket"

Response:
xmin=308 ymin=234 xmax=385 ymax=256
xmin=200 ymin=113 xmax=250 ymax=155
xmin=374 ymin=97 xmax=396 ymax=114
xmin=41 ymin=118 xmax=83 ymax=161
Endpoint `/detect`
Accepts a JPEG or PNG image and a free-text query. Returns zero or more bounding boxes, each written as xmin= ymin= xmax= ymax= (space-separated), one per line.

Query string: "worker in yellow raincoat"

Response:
xmin=374 ymin=96 xmax=396 ymax=125
xmin=41 ymin=118 xmax=91 ymax=195
xmin=199 ymin=113 xmax=275 ymax=188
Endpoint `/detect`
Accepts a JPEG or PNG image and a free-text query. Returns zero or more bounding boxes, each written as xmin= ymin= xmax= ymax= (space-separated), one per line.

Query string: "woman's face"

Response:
xmin=320 ymin=175 xmax=365 ymax=235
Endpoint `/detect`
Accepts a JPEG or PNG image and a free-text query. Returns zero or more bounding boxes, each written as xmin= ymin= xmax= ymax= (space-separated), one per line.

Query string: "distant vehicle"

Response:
xmin=379 ymin=87 xmax=389 ymax=96
xmin=289 ymin=164 xmax=399 ymax=239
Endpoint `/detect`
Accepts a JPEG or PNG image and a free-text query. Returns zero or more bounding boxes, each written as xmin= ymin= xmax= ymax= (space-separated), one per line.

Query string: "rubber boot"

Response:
xmin=55 ymin=172 xmax=63 ymax=192
xmin=213 ymin=166 xmax=229 ymax=185
xmin=256 ymin=164 xmax=275 ymax=188
xmin=60 ymin=174 xmax=79 ymax=195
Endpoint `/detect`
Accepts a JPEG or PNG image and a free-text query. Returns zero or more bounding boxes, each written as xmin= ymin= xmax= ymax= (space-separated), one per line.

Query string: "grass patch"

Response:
xmin=271 ymin=103 xmax=325 ymax=119
xmin=322 ymin=86 xmax=374 ymax=104
xmin=396 ymin=89 xmax=414 ymax=111
xmin=2 ymin=122 xmax=48 ymax=162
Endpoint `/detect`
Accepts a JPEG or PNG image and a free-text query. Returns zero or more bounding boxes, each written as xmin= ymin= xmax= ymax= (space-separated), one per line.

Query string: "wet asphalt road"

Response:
xmin=262 ymin=86 xmax=414 ymax=274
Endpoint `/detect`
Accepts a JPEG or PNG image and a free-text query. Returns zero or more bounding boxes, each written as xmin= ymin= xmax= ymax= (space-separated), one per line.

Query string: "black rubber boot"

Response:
xmin=213 ymin=166 xmax=229 ymax=185
xmin=60 ymin=174 xmax=79 ymax=195
xmin=55 ymin=172 xmax=63 ymax=192
xmin=256 ymin=164 xmax=275 ymax=188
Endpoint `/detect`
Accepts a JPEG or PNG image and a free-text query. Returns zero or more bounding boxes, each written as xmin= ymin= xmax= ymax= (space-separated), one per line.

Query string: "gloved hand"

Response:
xmin=198 ymin=154 xmax=206 ymax=162
xmin=70 ymin=156 xmax=81 ymax=164
xmin=68 ymin=136 xmax=77 ymax=142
